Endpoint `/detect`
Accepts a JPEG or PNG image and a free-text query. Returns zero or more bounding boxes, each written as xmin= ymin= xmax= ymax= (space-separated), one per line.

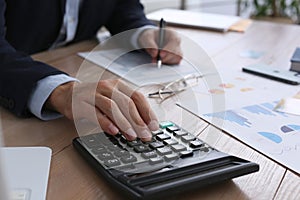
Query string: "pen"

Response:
xmin=157 ymin=18 xmax=166 ymax=69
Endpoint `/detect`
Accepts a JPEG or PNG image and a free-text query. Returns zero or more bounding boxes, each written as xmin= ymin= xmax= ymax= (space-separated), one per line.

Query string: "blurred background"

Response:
xmin=141 ymin=0 xmax=300 ymax=24
xmin=141 ymin=0 xmax=245 ymax=16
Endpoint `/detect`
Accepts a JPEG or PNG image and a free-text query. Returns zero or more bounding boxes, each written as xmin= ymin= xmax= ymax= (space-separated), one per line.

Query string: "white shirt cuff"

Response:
xmin=28 ymin=74 xmax=79 ymax=120
xmin=131 ymin=25 xmax=157 ymax=49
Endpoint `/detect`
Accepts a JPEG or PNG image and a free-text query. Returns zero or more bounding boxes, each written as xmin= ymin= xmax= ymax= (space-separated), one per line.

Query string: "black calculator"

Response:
xmin=73 ymin=121 xmax=259 ymax=199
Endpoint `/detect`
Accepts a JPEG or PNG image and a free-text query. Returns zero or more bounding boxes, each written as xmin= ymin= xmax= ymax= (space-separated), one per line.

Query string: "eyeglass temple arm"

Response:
xmin=148 ymin=91 xmax=175 ymax=97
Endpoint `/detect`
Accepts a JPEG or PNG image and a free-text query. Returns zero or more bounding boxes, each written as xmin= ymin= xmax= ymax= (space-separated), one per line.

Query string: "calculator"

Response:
xmin=73 ymin=121 xmax=259 ymax=199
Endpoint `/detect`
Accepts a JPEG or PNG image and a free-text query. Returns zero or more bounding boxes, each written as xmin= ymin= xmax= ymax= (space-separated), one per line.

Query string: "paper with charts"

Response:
xmin=203 ymin=101 xmax=300 ymax=174
xmin=177 ymin=68 xmax=300 ymax=174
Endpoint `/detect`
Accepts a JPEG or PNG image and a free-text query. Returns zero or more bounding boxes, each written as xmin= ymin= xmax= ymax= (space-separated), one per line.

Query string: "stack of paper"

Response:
xmin=147 ymin=9 xmax=251 ymax=32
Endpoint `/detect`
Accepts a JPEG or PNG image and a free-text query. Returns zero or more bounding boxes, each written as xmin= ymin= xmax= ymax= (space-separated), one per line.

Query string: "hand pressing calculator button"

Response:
xmin=73 ymin=121 xmax=259 ymax=200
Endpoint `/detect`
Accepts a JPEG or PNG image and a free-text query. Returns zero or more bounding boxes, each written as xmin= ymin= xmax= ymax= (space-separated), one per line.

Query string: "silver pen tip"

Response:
xmin=157 ymin=60 xmax=162 ymax=69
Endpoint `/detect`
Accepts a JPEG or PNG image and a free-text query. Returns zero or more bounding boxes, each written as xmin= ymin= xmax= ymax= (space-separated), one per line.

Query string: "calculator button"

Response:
xmin=171 ymin=144 xmax=187 ymax=152
xmin=181 ymin=134 xmax=196 ymax=143
xmin=82 ymin=135 xmax=99 ymax=147
xmin=152 ymin=129 xmax=164 ymax=135
xmin=141 ymin=151 xmax=158 ymax=159
xmin=142 ymin=137 xmax=156 ymax=144
xmin=90 ymin=146 xmax=106 ymax=154
xmin=190 ymin=140 xmax=204 ymax=148
xmin=101 ymin=137 xmax=118 ymax=145
xmin=106 ymin=144 xmax=123 ymax=151
xmin=157 ymin=147 xmax=173 ymax=155
xmin=156 ymin=133 xmax=171 ymax=141
xmin=120 ymin=135 xmax=127 ymax=144
xmin=163 ymin=139 xmax=178 ymax=145
xmin=179 ymin=150 xmax=194 ymax=158
xmin=173 ymin=130 xmax=188 ymax=137
xmin=104 ymin=159 xmax=121 ymax=167
xmin=114 ymin=150 xmax=130 ymax=157
xmin=159 ymin=121 xmax=174 ymax=129
xmin=109 ymin=137 xmax=119 ymax=144
xmin=164 ymin=154 xmax=179 ymax=162
xmin=149 ymin=157 xmax=164 ymax=165
xmin=121 ymin=154 xmax=137 ymax=164
xmin=97 ymin=152 xmax=114 ymax=160
xmin=166 ymin=126 xmax=180 ymax=133
xmin=127 ymin=140 xmax=142 ymax=147
xmin=95 ymin=133 xmax=109 ymax=141
xmin=149 ymin=141 xmax=164 ymax=149
xmin=133 ymin=145 xmax=151 ymax=153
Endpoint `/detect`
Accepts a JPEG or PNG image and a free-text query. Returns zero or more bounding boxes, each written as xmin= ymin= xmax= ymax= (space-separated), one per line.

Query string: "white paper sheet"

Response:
xmin=147 ymin=9 xmax=241 ymax=32
xmin=79 ymin=49 xmax=200 ymax=86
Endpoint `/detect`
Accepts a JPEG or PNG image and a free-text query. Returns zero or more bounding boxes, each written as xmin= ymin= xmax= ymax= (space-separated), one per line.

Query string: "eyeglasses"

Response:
xmin=148 ymin=73 xmax=211 ymax=102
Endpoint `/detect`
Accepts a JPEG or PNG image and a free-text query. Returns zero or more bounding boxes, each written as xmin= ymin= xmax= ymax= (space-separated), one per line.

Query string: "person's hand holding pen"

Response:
xmin=138 ymin=19 xmax=182 ymax=66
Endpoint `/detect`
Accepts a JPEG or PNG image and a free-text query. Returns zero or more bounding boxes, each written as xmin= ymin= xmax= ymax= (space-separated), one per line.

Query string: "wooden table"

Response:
xmin=1 ymin=20 xmax=300 ymax=200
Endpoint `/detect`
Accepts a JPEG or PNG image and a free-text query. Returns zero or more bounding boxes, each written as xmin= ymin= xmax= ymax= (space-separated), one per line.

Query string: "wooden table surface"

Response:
xmin=1 ymin=20 xmax=300 ymax=200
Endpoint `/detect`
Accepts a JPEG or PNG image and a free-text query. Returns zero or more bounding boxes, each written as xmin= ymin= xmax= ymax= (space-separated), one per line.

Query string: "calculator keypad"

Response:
xmin=80 ymin=121 xmax=212 ymax=172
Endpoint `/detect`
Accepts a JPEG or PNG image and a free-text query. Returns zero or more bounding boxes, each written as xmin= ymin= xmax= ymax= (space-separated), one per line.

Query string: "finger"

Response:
xmin=116 ymin=81 xmax=159 ymax=130
xmin=160 ymin=30 xmax=182 ymax=64
xmin=95 ymin=93 xmax=137 ymax=141
xmin=130 ymin=91 xmax=159 ymax=131
xmin=160 ymin=44 xmax=182 ymax=65
xmin=139 ymin=29 xmax=159 ymax=59
xmin=96 ymin=79 xmax=119 ymax=97
xmin=96 ymin=112 xmax=120 ymax=135
xmin=74 ymin=101 xmax=120 ymax=135
xmin=111 ymin=90 xmax=153 ymax=142
xmin=151 ymin=57 xmax=157 ymax=64
xmin=139 ymin=29 xmax=158 ymax=48
xmin=96 ymin=80 xmax=156 ymax=141
xmin=145 ymin=48 xmax=159 ymax=60
xmin=161 ymin=51 xmax=182 ymax=65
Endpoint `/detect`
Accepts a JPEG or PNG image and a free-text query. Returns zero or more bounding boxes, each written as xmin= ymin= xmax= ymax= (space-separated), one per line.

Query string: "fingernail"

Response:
xmin=148 ymin=120 xmax=159 ymax=131
xmin=126 ymin=128 xmax=137 ymax=138
xmin=140 ymin=130 xmax=152 ymax=140
xmin=108 ymin=124 xmax=119 ymax=135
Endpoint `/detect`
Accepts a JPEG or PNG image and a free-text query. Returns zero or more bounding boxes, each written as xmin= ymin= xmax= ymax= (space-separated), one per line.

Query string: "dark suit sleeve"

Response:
xmin=105 ymin=0 xmax=154 ymax=35
xmin=0 ymin=0 xmax=65 ymax=117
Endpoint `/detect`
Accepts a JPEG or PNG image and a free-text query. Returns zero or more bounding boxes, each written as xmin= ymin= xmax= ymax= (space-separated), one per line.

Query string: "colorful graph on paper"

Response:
xmin=203 ymin=101 xmax=300 ymax=174
xmin=189 ymin=68 xmax=299 ymax=111
xmin=177 ymin=67 xmax=300 ymax=173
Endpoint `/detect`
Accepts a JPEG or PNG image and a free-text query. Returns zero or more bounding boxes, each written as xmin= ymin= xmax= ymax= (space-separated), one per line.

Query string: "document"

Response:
xmin=79 ymin=49 xmax=199 ymax=86
xmin=177 ymin=66 xmax=300 ymax=174
xmin=178 ymin=67 xmax=299 ymax=113
xmin=198 ymin=101 xmax=300 ymax=175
